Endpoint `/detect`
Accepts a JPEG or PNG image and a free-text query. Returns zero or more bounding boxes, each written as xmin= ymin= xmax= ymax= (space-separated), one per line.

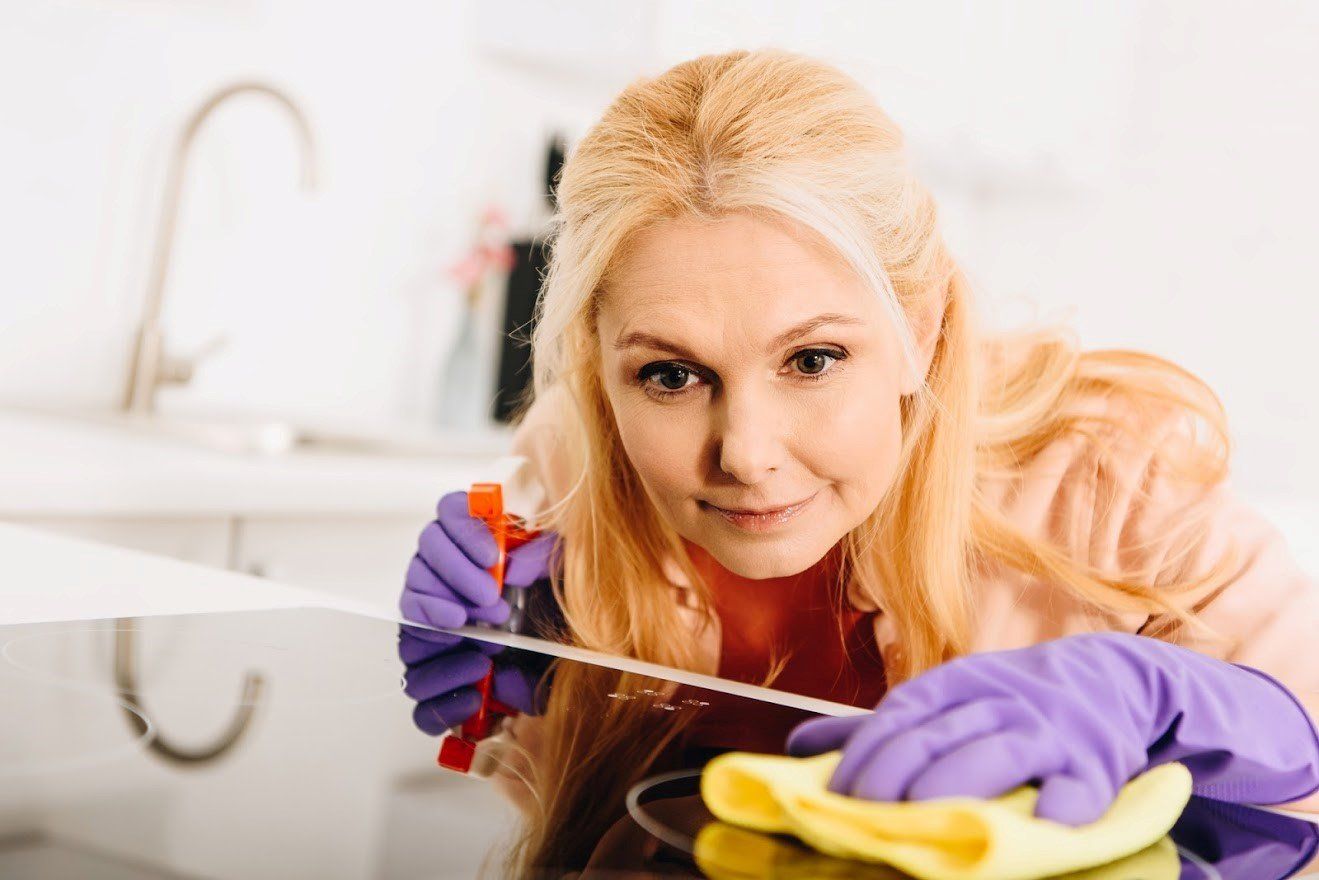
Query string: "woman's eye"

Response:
xmin=792 ymin=349 xmax=842 ymax=378
xmin=636 ymin=348 xmax=846 ymax=400
xmin=640 ymin=363 xmax=700 ymax=396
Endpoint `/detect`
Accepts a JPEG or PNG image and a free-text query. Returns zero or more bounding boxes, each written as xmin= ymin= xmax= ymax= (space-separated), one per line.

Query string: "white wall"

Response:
xmin=651 ymin=0 xmax=1319 ymax=496
xmin=0 ymin=0 xmax=630 ymax=429
xmin=3 ymin=0 xmax=1316 ymax=494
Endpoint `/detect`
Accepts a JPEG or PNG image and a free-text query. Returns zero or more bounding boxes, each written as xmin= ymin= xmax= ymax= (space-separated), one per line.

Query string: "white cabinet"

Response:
xmin=231 ymin=516 xmax=423 ymax=606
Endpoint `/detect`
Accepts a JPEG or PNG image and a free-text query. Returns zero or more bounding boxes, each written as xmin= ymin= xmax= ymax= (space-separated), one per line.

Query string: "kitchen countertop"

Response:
xmin=0 ymin=407 xmax=518 ymax=517
xmin=1 ymin=519 xmax=1316 ymax=878
xmin=0 ymin=520 xmax=367 ymax=626
xmin=1 ymin=577 xmax=1315 ymax=878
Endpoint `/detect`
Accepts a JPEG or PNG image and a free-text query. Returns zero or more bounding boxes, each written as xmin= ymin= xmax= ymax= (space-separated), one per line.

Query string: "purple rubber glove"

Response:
xmin=398 ymin=624 xmax=551 ymax=735
xmin=399 ymin=490 xmax=561 ymax=629
xmin=1171 ymin=796 xmax=1319 ymax=880
xmin=785 ymin=631 xmax=1319 ymax=826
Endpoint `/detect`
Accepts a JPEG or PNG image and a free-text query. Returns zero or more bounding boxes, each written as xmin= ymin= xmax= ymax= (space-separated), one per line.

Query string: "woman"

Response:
xmin=399 ymin=47 xmax=1319 ymax=836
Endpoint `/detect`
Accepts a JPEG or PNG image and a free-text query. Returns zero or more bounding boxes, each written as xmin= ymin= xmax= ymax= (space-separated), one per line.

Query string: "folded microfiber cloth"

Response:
xmin=699 ymin=751 xmax=1192 ymax=880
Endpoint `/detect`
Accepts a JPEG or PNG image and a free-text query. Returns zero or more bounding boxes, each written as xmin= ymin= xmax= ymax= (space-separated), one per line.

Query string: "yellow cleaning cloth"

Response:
xmin=699 ymin=751 xmax=1192 ymax=880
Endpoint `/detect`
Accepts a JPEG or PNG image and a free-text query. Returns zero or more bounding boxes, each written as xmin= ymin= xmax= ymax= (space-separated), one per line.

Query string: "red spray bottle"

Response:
xmin=436 ymin=482 xmax=542 ymax=773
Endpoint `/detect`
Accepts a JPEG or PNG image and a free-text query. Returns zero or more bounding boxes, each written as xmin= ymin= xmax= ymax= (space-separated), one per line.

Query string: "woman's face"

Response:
xmin=597 ymin=211 xmax=935 ymax=579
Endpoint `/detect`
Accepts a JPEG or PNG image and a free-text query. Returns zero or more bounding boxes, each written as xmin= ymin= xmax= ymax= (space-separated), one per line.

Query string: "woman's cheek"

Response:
xmin=612 ymin=398 xmax=705 ymax=506
xmin=811 ymin=376 xmax=905 ymax=521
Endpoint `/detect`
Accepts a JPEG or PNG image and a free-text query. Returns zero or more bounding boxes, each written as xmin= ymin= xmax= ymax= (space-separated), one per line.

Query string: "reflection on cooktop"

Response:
xmin=0 ymin=607 xmax=1315 ymax=880
xmin=623 ymin=769 xmax=1319 ymax=880
xmin=1 ymin=609 xmax=403 ymax=706
xmin=0 ymin=675 xmax=152 ymax=778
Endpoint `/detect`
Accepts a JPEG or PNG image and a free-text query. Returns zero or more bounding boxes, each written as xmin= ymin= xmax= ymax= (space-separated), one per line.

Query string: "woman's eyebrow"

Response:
xmin=612 ymin=312 xmax=865 ymax=358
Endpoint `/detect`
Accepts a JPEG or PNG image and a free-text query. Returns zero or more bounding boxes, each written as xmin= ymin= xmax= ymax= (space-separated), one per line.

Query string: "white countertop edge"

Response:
xmin=0 ymin=521 xmax=336 ymax=626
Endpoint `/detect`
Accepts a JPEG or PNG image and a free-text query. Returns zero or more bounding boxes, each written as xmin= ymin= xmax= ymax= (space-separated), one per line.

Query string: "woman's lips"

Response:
xmin=703 ymin=490 xmax=820 ymax=532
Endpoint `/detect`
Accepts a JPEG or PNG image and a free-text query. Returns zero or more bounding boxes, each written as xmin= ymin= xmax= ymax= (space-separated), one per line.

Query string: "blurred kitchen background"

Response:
xmin=2 ymin=0 xmax=1318 ymax=595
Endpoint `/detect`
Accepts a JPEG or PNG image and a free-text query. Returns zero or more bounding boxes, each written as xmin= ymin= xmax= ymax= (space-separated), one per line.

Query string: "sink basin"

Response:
xmin=11 ymin=404 xmax=515 ymax=459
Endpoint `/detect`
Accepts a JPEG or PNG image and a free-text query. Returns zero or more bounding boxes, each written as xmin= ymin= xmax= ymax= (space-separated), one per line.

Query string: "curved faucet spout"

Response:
xmin=122 ymin=81 xmax=319 ymax=415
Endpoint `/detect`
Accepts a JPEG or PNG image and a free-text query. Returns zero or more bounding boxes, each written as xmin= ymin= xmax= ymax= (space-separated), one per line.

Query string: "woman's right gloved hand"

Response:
xmin=399 ymin=490 xmax=561 ymax=629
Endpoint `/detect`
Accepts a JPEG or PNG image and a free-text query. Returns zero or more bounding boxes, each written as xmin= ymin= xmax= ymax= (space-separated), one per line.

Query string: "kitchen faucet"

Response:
xmin=121 ymin=81 xmax=319 ymax=414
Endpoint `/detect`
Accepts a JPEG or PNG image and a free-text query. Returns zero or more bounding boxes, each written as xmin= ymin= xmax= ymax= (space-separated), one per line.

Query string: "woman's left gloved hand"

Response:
xmin=785 ymin=631 xmax=1319 ymax=826
xmin=398 ymin=624 xmax=552 ymax=735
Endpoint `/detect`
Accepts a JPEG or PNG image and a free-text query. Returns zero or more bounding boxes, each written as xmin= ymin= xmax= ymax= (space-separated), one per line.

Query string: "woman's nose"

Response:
xmin=714 ymin=390 xmax=789 ymax=484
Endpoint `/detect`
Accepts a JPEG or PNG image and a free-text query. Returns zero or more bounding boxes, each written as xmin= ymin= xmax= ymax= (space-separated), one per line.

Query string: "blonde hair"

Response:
xmin=495 ymin=46 xmax=1245 ymax=876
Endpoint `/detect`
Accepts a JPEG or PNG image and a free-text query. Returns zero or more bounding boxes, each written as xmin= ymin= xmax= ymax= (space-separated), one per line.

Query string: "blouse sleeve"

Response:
xmin=1097 ymin=403 xmax=1319 ymax=694
xmin=1100 ymin=401 xmax=1319 ymax=814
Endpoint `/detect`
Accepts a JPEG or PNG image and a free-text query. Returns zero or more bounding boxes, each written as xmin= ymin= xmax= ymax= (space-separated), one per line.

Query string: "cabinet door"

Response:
xmin=232 ymin=516 xmax=422 ymax=611
xmin=4 ymin=517 xmax=233 ymax=568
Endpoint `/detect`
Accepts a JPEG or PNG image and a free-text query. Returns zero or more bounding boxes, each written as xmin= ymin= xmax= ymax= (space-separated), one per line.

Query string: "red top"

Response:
xmin=676 ymin=537 xmax=888 ymax=754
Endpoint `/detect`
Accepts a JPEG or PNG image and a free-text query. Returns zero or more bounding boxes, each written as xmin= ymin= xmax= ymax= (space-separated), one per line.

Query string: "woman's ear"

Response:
xmin=899 ymin=290 xmax=947 ymax=397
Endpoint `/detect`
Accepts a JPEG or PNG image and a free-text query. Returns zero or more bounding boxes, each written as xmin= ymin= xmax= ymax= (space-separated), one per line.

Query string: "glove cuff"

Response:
xmin=1227 ymin=661 xmax=1319 ymax=805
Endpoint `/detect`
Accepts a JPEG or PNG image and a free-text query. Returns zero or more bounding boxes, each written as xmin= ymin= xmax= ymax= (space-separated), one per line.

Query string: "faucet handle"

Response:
xmin=158 ymin=332 xmax=230 ymax=385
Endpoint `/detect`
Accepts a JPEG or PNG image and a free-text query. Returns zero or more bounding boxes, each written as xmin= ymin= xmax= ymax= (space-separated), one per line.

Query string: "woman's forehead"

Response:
xmin=601 ymin=213 xmax=874 ymax=320
xmin=609 ymin=212 xmax=850 ymax=282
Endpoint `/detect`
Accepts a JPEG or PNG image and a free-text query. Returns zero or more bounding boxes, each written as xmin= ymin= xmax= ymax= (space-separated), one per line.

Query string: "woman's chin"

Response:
xmin=701 ymin=536 xmax=826 ymax=580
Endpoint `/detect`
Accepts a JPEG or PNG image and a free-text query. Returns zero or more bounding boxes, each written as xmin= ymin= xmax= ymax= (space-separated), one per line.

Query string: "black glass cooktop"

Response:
xmin=0 ymin=607 xmax=1315 ymax=879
